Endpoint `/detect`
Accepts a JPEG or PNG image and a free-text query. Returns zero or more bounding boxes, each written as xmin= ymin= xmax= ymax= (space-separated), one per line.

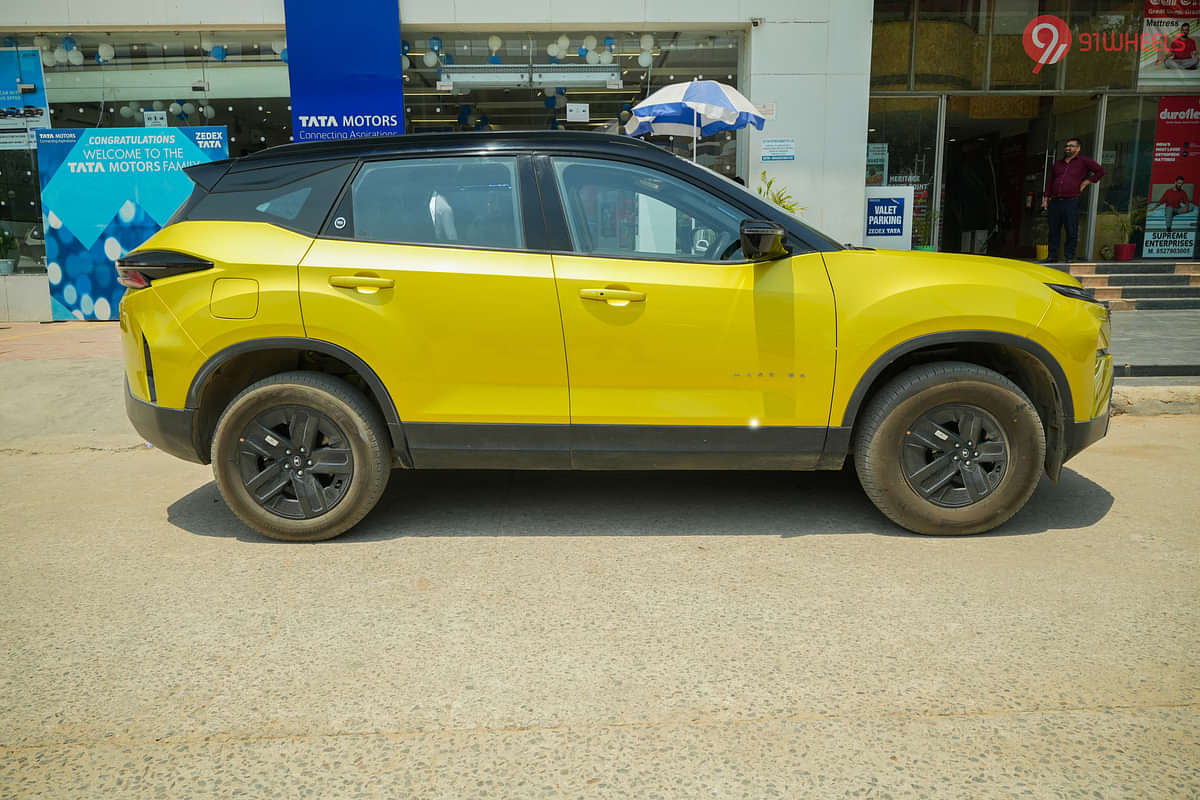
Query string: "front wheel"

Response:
xmin=853 ymin=362 xmax=1046 ymax=535
xmin=211 ymin=372 xmax=392 ymax=541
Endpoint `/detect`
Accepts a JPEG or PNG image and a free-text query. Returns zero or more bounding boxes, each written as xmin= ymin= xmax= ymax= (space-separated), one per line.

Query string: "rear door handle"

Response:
xmin=579 ymin=288 xmax=645 ymax=304
xmin=329 ymin=275 xmax=394 ymax=294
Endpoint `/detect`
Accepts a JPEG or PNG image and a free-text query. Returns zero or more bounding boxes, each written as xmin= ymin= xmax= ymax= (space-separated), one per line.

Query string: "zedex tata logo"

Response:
xmin=1023 ymin=15 xmax=1072 ymax=74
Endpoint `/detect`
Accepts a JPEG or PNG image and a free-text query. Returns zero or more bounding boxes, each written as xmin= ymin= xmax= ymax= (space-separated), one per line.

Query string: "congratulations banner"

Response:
xmin=34 ymin=126 xmax=228 ymax=320
xmin=283 ymin=0 xmax=406 ymax=141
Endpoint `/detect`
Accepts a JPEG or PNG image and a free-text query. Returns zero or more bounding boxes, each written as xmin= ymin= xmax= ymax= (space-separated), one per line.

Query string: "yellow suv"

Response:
xmin=118 ymin=131 xmax=1112 ymax=541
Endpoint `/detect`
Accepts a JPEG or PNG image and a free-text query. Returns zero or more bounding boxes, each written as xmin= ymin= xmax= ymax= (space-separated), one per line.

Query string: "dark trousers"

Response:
xmin=1047 ymin=196 xmax=1081 ymax=261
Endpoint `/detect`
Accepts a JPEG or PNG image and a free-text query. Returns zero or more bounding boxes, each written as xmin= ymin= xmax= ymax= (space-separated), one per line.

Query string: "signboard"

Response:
xmin=863 ymin=186 xmax=915 ymax=250
xmin=143 ymin=110 xmax=168 ymax=128
xmin=1139 ymin=0 xmax=1200 ymax=87
xmin=35 ymin=127 xmax=228 ymax=320
xmin=760 ymin=137 xmax=795 ymax=162
xmin=1142 ymin=96 xmax=1200 ymax=258
xmin=866 ymin=142 xmax=889 ymax=185
xmin=566 ymin=103 xmax=589 ymax=122
xmin=0 ymin=47 xmax=49 ymax=150
xmin=284 ymin=0 xmax=406 ymax=141
xmin=754 ymin=103 xmax=776 ymax=121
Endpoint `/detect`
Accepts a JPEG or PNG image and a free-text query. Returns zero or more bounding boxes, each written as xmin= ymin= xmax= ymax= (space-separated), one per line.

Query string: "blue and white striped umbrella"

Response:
xmin=624 ymin=80 xmax=765 ymax=140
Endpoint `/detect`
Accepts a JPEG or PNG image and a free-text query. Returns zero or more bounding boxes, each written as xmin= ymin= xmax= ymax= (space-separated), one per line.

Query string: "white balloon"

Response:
xmin=33 ymin=36 xmax=49 ymax=49
xmin=638 ymin=50 xmax=652 ymax=67
xmin=53 ymin=46 xmax=67 ymax=64
xmin=555 ymin=94 xmax=565 ymax=108
xmin=203 ymin=105 xmax=216 ymax=119
xmin=422 ymin=50 xmax=438 ymax=67
xmin=271 ymin=39 xmax=284 ymax=54
xmin=133 ymin=110 xmax=144 ymax=123
xmin=67 ymin=48 xmax=84 ymax=66
xmin=200 ymin=35 xmax=214 ymax=52
xmin=98 ymin=43 xmax=115 ymax=61
xmin=583 ymin=35 xmax=597 ymax=50
xmin=401 ymin=54 xmax=410 ymax=70
xmin=557 ymin=34 xmax=570 ymax=50
xmin=544 ymin=88 xmax=555 ymax=97
xmin=586 ymin=50 xmax=600 ymax=65
xmin=119 ymin=105 xmax=133 ymax=118
xmin=168 ymin=102 xmax=181 ymax=114
xmin=488 ymin=35 xmax=502 ymax=53
xmin=599 ymin=49 xmax=614 ymax=65
xmin=546 ymin=43 xmax=558 ymax=58
xmin=640 ymin=34 xmax=654 ymax=50
xmin=41 ymin=50 xmax=55 ymax=68
xmin=182 ymin=102 xmax=195 ymax=115
xmin=152 ymin=100 xmax=164 ymax=110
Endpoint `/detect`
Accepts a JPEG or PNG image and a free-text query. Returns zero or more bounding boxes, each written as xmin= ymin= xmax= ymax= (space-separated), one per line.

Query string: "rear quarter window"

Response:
xmin=182 ymin=161 xmax=353 ymax=236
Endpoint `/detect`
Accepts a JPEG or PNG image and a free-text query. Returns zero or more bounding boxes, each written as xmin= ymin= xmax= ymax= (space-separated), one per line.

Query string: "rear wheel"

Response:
xmin=853 ymin=362 xmax=1046 ymax=535
xmin=211 ymin=372 xmax=391 ymax=541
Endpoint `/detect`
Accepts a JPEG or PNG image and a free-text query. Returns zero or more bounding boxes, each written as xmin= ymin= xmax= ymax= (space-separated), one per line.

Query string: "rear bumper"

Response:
xmin=124 ymin=378 xmax=204 ymax=464
xmin=1063 ymin=412 xmax=1110 ymax=464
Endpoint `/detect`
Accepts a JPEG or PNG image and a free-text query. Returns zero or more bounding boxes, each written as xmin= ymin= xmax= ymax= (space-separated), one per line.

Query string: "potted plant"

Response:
xmin=1105 ymin=202 xmax=1140 ymax=262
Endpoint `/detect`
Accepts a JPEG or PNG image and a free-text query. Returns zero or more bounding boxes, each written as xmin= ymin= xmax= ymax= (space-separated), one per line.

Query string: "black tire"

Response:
xmin=210 ymin=371 xmax=391 ymax=541
xmin=853 ymin=362 xmax=1046 ymax=535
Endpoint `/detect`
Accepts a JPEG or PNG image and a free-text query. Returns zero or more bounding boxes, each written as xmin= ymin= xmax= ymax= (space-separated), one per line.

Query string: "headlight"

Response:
xmin=1046 ymin=283 xmax=1106 ymax=306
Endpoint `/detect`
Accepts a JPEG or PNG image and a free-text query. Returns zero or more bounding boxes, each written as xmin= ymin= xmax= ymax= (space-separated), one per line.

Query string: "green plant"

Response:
xmin=756 ymin=170 xmax=802 ymax=214
xmin=1104 ymin=201 xmax=1145 ymax=243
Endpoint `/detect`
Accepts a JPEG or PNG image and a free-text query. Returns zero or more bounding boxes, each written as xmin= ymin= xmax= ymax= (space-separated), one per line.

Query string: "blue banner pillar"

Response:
xmin=283 ymin=0 xmax=406 ymax=141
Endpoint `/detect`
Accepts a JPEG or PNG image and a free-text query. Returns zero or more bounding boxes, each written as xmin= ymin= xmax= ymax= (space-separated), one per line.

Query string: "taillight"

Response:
xmin=115 ymin=250 xmax=213 ymax=289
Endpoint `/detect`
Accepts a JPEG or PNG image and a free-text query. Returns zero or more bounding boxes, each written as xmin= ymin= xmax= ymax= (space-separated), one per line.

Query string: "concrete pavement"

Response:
xmin=0 ymin=320 xmax=1198 ymax=798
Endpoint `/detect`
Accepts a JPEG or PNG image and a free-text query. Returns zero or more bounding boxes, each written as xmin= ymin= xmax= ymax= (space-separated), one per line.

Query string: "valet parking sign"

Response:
xmin=35 ymin=126 xmax=228 ymax=320
xmin=863 ymin=187 xmax=914 ymax=250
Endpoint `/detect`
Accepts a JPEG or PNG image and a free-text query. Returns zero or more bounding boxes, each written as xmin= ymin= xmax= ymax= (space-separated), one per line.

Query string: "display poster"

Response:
xmin=866 ymin=143 xmax=889 ymax=186
xmin=1139 ymin=0 xmax=1200 ymax=87
xmin=1142 ymin=96 xmax=1200 ymax=259
xmin=863 ymin=186 xmax=915 ymax=250
xmin=283 ymin=0 xmax=406 ymax=141
xmin=34 ymin=127 xmax=228 ymax=320
xmin=0 ymin=47 xmax=49 ymax=150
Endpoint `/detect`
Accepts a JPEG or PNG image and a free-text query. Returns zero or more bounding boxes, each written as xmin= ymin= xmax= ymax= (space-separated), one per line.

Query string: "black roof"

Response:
xmin=240 ymin=130 xmax=673 ymax=168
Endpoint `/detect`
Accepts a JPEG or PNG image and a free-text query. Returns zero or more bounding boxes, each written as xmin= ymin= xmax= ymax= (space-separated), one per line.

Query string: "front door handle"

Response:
xmin=329 ymin=275 xmax=394 ymax=294
xmin=579 ymin=288 xmax=646 ymax=304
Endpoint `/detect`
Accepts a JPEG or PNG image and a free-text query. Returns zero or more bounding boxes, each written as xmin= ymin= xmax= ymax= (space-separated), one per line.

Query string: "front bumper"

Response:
xmin=124 ymin=378 xmax=204 ymax=464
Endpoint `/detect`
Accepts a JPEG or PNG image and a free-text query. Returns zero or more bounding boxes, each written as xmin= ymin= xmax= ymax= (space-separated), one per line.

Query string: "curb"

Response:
xmin=1111 ymin=386 xmax=1200 ymax=416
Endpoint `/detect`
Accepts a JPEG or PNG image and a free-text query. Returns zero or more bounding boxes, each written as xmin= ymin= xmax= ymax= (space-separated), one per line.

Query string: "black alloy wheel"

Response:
xmin=900 ymin=403 xmax=1009 ymax=508
xmin=237 ymin=406 xmax=354 ymax=520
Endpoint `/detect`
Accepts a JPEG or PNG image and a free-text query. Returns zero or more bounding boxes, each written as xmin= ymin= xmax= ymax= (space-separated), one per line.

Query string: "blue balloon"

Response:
xmin=280 ymin=47 xmax=288 ymax=63
xmin=95 ymin=54 xmax=103 ymax=64
xmin=62 ymin=36 xmax=76 ymax=51
xmin=211 ymin=45 xmax=226 ymax=61
xmin=578 ymin=47 xmax=587 ymax=57
xmin=3 ymin=36 xmax=16 ymax=47
xmin=621 ymin=102 xmax=632 ymax=111
xmin=548 ymin=56 xmax=560 ymax=64
xmin=442 ymin=53 xmax=454 ymax=65
xmin=401 ymin=39 xmax=411 ymax=54
xmin=488 ymin=54 xmax=501 ymax=64
xmin=604 ymin=36 xmax=615 ymax=48
xmin=544 ymin=97 xmax=556 ymax=109
xmin=556 ymin=87 xmax=566 ymax=95
xmin=550 ymin=118 xmax=559 ymax=130
xmin=429 ymin=36 xmax=442 ymax=53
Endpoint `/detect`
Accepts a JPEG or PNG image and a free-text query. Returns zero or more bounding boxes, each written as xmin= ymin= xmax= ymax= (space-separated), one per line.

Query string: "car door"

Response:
xmin=541 ymin=156 xmax=836 ymax=469
xmin=299 ymin=154 xmax=570 ymax=467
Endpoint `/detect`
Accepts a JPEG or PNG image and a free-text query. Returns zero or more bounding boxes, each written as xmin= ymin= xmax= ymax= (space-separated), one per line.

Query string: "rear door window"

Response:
xmin=328 ymin=156 xmax=524 ymax=250
xmin=185 ymin=161 xmax=353 ymax=235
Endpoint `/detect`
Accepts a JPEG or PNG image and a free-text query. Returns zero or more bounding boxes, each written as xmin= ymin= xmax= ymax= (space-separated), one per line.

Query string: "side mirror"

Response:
xmin=740 ymin=219 xmax=790 ymax=261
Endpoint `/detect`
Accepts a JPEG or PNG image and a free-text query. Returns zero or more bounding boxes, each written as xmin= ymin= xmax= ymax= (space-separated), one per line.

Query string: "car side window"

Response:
xmin=550 ymin=157 xmax=744 ymax=261
xmin=342 ymin=156 xmax=524 ymax=249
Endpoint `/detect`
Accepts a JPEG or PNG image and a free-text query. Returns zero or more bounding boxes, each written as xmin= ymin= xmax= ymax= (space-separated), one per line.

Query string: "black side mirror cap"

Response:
xmin=740 ymin=219 xmax=790 ymax=261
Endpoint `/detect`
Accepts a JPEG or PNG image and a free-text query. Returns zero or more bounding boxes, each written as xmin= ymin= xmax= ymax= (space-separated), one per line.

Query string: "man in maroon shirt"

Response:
xmin=1041 ymin=138 xmax=1105 ymax=262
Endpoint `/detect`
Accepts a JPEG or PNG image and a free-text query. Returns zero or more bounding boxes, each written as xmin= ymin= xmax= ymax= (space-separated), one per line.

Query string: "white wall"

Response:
xmin=3 ymin=0 xmax=872 ymax=243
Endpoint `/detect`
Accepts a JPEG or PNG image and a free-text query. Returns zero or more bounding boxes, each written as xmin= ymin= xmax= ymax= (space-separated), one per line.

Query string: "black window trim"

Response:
xmin=534 ymin=152 xmax=817 ymax=266
xmin=316 ymin=151 xmax=544 ymax=255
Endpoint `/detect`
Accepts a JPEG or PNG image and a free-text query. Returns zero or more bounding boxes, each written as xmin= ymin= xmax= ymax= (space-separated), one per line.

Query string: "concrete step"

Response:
xmin=1090 ymin=285 xmax=1200 ymax=301
xmin=1133 ymin=297 xmax=1200 ymax=310
xmin=1080 ymin=274 xmax=1197 ymax=287
xmin=1066 ymin=261 xmax=1200 ymax=276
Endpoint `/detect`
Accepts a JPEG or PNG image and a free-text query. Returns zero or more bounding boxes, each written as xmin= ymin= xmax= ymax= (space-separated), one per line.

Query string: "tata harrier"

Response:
xmin=118 ymin=131 xmax=1112 ymax=541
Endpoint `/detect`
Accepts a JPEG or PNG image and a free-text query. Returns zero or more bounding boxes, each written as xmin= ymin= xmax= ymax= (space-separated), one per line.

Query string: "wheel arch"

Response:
xmin=186 ymin=338 xmax=411 ymax=467
xmin=836 ymin=331 xmax=1073 ymax=479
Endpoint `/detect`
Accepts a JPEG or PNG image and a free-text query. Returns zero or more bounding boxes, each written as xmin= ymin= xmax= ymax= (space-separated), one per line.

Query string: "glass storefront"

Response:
xmin=870 ymin=0 xmax=1200 ymax=260
xmin=0 ymin=28 xmax=743 ymax=277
